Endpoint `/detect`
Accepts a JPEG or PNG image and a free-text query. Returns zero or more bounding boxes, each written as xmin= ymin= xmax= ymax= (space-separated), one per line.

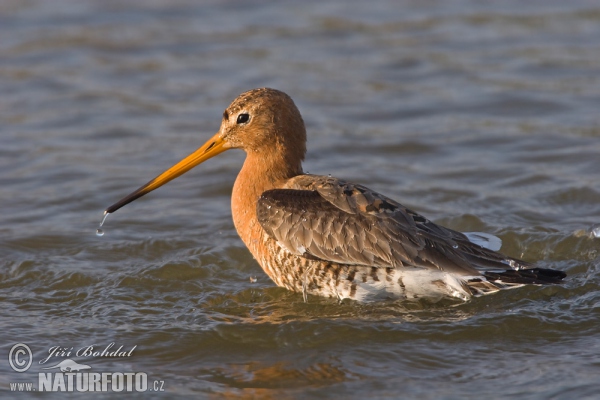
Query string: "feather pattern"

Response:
xmin=105 ymin=88 xmax=565 ymax=302
xmin=257 ymin=175 xmax=529 ymax=276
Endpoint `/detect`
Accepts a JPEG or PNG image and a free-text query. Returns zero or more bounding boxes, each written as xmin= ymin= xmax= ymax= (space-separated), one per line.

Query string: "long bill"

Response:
xmin=104 ymin=132 xmax=228 ymax=214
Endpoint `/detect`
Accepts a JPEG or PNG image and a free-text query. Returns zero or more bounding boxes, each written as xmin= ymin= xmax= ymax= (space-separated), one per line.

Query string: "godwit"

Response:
xmin=104 ymin=88 xmax=566 ymax=302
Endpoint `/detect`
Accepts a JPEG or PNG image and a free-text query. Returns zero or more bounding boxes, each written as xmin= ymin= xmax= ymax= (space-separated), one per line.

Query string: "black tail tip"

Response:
xmin=485 ymin=267 xmax=566 ymax=285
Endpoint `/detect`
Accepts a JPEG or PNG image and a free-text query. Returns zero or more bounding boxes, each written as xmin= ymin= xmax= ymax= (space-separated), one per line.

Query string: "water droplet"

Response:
xmin=99 ymin=212 xmax=109 ymax=227
xmin=267 ymin=205 xmax=271 ymax=209
xmin=452 ymin=244 xmax=459 ymax=249
xmin=96 ymin=212 xmax=109 ymax=237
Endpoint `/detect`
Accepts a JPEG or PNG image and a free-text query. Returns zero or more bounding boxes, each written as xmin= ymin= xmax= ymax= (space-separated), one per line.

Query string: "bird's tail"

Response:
xmin=483 ymin=267 xmax=566 ymax=285
xmin=466 ymin=267 xmax=566 ymax=296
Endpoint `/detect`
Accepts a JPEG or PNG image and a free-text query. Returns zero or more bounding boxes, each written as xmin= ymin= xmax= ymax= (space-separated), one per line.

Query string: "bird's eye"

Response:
xmin=236 ymin=113 xmax=250 ymax=124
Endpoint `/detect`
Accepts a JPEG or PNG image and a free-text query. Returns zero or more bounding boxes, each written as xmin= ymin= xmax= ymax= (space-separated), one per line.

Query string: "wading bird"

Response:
xmin=104 ymin=88 xmax=566 ymax=302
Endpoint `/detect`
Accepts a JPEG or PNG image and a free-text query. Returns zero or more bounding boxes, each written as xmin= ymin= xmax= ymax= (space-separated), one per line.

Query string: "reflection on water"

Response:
xmin=2 ymin=0 xmax=600 ymax=398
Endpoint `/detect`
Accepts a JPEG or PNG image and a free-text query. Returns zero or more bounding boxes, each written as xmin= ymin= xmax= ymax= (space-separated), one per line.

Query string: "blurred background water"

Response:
xmin=1 ymin=0 xmax=600 ymax=398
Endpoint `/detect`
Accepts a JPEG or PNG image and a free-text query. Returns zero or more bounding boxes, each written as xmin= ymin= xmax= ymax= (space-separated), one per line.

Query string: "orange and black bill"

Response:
xmin=104 ymin=133 xmax=228 ymax=214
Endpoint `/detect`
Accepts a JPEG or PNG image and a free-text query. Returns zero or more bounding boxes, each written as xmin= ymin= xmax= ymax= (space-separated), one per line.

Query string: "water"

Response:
xmin=2 ymin=0 xmax=600 ymax=398
xmin=96 ymin=211 xmax=108 ymax=236
xmin=96 ymin=213 xmax=109 ymax=236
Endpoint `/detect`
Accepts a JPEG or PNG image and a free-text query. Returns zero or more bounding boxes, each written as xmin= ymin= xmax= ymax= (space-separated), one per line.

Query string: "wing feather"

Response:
xmin=256 ymin=175 xmax=527 ymax=275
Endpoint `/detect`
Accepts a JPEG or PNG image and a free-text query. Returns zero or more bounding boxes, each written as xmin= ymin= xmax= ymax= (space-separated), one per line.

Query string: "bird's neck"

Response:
xmin=231 ymin=151 xmax=303 ymax=256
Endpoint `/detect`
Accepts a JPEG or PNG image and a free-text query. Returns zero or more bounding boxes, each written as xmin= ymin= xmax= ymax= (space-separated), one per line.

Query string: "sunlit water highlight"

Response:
xmin=2 ymin=1 xmax=600 ymax=398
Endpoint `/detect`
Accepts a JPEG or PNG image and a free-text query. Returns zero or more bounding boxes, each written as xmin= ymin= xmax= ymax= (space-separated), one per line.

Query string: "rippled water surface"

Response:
xmin=2 ymin=0 xmax=600 ymax=398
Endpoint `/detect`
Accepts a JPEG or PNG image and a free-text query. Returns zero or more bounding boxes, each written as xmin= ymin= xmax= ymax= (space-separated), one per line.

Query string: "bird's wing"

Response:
xmin=257 ymin=175 xmax=524 ymax=275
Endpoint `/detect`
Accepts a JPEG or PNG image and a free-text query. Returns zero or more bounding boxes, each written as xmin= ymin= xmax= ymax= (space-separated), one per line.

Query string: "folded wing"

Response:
xmin=257 ymin=175 xmax=526 ymax=276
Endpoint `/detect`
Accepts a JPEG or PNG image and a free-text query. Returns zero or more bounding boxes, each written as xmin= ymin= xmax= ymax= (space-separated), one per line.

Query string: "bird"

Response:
xmin=103 ymin=88 xmax=566 ymax=303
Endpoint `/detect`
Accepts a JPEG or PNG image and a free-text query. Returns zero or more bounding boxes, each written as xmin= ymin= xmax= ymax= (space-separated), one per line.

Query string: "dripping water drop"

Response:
xmin=97 ymin=212 xmax=109 ymax=237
